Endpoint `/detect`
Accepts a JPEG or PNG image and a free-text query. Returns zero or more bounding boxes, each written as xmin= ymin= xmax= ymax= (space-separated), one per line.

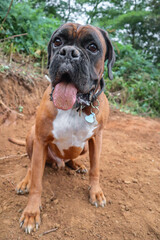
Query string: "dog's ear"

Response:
xmin=99 ymin=28 xmax=115 ymax=80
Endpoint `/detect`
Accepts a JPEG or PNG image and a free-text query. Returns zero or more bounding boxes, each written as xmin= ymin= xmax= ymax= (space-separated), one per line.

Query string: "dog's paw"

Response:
xmin=75 ymin=164 xmax=88 ymax=174
xmin=16 ymin=178 xmax=31 ymax=195
xmin=66 ymin=160 xmax=88 ymax=174
xmin=19 ymin=203 xmax=41 ymax=234
xmin=89 ymin=185 xmax=106 ymax=208
xmin=16 ymin=169 xmax=31 ymax=195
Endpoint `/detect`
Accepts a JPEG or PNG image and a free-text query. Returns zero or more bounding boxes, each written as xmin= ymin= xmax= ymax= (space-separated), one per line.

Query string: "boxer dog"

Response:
xmin=16 ymin=23 xmax=115 ymax=233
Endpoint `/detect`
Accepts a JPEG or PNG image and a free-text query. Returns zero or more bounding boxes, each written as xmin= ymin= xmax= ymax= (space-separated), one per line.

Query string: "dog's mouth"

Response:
xmin=52 ymin=81 xmax=77 ymax=110
xmin=51 ymin=73 xmax=96 ymax=110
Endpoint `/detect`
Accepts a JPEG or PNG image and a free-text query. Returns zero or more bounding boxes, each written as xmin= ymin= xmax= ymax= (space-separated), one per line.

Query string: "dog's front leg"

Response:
xmin=20 ymin=138 xmax=47 ymax=233
xmin=88 ymin=130 xmax=106 ymax=207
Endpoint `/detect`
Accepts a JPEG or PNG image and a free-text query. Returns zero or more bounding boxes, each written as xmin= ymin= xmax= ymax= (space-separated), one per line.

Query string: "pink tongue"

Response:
xmin=52 ymin=82 xmax=77 ymax=110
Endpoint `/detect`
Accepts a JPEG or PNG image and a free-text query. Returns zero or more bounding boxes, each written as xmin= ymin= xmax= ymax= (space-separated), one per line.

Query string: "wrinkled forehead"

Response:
xmin=55 ymin=23 xmax=106 ymax=46
xmin=55 ymin=23 xmax=79 ymax=39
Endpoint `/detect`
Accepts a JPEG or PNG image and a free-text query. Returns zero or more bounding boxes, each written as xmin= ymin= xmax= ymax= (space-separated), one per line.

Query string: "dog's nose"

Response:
xmin=59 ymin=46 xmax=80 ymax=59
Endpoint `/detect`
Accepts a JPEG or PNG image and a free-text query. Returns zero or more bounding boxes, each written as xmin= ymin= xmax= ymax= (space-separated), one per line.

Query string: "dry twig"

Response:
xmin=39 ymin=227 xmax=58 ymax=236
xmin=0 ymin=33 xmax=28 ymax=42
xmin=0 ymin=153 xmax=27 ymax=161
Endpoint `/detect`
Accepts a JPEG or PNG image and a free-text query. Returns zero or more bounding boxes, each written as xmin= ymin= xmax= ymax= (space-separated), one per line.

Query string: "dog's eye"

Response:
xmin=53 ymin=38 xmax=62 ymax=47
xmin=88 ymin=43 xmax=98 ymax=53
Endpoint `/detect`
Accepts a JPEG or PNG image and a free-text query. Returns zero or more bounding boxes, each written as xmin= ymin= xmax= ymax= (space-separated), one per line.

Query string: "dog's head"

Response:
xmin=47 ymin=23 xmax=115 ymax=110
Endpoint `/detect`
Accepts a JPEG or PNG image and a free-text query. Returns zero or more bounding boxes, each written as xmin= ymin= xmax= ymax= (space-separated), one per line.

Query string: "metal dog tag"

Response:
xmin=85 ymin=113 xmax=95 ymax=123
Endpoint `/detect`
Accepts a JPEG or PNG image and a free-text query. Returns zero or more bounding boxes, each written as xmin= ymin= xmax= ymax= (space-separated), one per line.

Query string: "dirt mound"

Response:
xmin=0 ymin=71 xmax=160 ymax=240
xmin=0 ymin=71 xmax=48 ymax=125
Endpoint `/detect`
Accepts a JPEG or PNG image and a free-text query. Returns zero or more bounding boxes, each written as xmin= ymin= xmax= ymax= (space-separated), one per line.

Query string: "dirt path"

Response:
xmin=0 ymin=73 xmax=160 ymax=240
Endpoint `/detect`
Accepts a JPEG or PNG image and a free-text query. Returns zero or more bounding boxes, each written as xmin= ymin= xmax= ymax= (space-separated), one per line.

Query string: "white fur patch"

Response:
xmin=52 ymin=109 xmax=97 ymax=156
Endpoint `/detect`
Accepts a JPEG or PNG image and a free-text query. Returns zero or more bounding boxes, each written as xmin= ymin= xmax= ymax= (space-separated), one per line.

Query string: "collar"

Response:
xmin=75 ymin=77 xmax=105 ymax=112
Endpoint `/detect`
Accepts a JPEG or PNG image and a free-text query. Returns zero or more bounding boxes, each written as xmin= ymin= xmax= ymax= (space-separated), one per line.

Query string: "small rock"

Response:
xmin=133 ymin=232 xmax=137 ymax=237
xmin=125 ymin=205 xmax=130 ymax=211
xmin=66 ymin=194 xmax=71 ymax=198
xmin=145 ymin=147 xmax=150 ymax=150
xmin=132 ymin=179 xmax=138 ymax=183
xmin=54 ymin=199 xmax=59 ymax=205
xmin=64 ymin=230 xmax=70 ymax=236
xmin=139 ymin=188 xmax=144 ymax=193
xmin=117 ymin=179 xmax=122 ymax=183
xmin=108 ymin=200 xmax=113 ymax=204
xmin=43 ymin=213 xmax=48 ymax=218
xmin=50 ymin=195 xmax=55 ymax=201
xmin=101 ymin=212 xmax=105 ymax=216
xmin=18 ymin=208 xmax=23 ymax=213
xmin=54 ymin=223 xmax=60 ymax=228
xmin=124 ymin=180 xmax=131 ymax=184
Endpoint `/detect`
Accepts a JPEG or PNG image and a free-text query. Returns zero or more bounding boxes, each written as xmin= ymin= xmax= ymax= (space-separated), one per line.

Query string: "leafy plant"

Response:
xmin=105 ymin=43 xmax=160 ymax=117
xmin=0 ymin=1 xmax=61 ymax=62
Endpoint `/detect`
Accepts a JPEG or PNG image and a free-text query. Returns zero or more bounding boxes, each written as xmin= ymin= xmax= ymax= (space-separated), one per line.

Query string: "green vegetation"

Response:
xmin=0 ymin=0 xmax=159 ymax=117
xmin=105 ymin=44 xmax=160 ymax=116
xmin=0 ymin=1 xmax=61 ymax=60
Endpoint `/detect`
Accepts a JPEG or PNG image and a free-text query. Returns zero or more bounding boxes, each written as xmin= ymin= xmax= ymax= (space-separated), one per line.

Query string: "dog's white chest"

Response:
xmin=52 ymin=109 xmax=97 ymax=156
